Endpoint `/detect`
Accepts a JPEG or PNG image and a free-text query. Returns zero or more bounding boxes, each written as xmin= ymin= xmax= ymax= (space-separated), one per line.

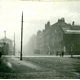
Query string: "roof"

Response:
xmin=71 ymin=25 xmax=80 ymax=30
xmin=51 ymin=18 xmax=80 ymax=34
xmin=61 ymin=26 xmax=71 ymax=32
xmin=46 ymin=18 xmax=80 ymax=35
xmin=65 ymin=30 xmax=80 ymax=34
xmin=0 ymin=37 xmax=12 ymax=43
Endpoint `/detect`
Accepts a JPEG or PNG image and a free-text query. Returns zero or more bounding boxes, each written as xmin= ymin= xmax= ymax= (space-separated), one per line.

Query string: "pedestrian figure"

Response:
xmin=62 ymin=51 xmax=64 ymax=57
xmin=56 ymin=51 xmax=59 ymax=56
xmin=60 ymin=52 xmax=61 ymax=57
xmin=0 ymin=52 xmax=2 ymax=64
xmin=0 ymin=52 xmax=2 ymax=58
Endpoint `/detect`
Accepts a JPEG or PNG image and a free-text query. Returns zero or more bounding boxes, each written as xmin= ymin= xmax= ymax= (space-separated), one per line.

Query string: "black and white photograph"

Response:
xmin=0 ymin=0 xmax=80 ymax=79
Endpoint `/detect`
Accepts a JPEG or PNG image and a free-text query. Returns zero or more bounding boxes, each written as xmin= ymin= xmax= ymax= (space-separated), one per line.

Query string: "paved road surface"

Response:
xmin=0 ymin=56 xmax=80 ymax=79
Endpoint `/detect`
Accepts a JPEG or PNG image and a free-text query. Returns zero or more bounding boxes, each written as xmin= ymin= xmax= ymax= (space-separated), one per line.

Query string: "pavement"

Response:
xmin=2 ymin=54 xmax=80 ymax=57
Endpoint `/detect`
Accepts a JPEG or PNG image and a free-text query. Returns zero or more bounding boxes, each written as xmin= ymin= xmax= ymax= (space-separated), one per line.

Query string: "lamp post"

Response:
xmin=20 ymin=12 xmax=23 ymax=60
xmin=14 ymin=33 xmax=15 ymax=55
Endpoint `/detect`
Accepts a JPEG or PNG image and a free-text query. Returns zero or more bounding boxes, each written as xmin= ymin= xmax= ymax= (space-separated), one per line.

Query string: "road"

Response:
xmin=0 ymin=56 xmax=80 ymax=79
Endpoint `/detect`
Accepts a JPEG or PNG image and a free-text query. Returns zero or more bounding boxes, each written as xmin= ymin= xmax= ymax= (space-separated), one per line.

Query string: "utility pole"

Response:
xmin=14 ymin=33 xmax=15 ymax=55
xmin=3 ymin=30 xmax=6 ymax=55
xmin=20 ymin=12 xmax=23 ymax=60
xmin=4 ymin=30 xmax=6 ymax=41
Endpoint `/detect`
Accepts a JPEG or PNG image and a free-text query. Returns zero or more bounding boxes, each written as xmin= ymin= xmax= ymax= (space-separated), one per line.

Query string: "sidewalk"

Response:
xmin=2 ymin=54 xmax=80 ymax=57
xmin=15 ymin=54 xmax=80 ymax=57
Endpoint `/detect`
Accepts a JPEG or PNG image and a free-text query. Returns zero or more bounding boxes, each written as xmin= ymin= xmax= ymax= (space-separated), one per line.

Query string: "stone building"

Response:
xmin=26 ymin=18 xmax=80 ymax=55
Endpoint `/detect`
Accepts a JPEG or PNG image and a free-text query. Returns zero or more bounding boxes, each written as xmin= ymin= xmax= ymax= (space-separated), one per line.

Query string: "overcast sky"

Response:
xmin=0 ymin=0 xmax=80 ymax=52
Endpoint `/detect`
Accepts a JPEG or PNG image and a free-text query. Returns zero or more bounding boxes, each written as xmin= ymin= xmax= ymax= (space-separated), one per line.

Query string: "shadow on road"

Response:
xmin=0 ymin=57 xmax=13 ymax=73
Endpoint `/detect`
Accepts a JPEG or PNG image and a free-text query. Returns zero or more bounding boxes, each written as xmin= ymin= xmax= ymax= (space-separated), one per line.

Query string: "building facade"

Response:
xmin=26 ymin=18 xmax=80 ymax=55
xmin=0 ymin=37 xmax=13 ymax=55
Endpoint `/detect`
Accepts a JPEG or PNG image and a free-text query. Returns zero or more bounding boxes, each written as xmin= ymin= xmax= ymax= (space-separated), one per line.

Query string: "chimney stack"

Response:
xmin=58 ymin=18 xmax=65 ymax=22
xmin=72 ymin=21 xmax=75 ymax=25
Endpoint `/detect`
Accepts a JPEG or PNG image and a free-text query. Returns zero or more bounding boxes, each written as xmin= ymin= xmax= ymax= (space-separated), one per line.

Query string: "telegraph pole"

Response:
xmin=20 ymin=12 xmax=23 ymax=60
xmin=3 ymin=31 xmax=6 ymax=55
xmin=14 ymin=33 xmax=15 ymax=55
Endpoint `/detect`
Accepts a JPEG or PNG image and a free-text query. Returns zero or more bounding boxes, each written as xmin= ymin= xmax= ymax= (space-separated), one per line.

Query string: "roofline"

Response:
xmin=50 ymin=20 xmax=68 ymax=27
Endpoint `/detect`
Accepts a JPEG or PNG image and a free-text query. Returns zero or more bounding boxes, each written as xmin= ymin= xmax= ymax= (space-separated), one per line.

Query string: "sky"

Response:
xmin=0 ymin=0 xmax=80 ymax=53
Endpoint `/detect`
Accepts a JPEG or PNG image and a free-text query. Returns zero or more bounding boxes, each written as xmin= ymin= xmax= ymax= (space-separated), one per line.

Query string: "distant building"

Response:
xmin=0 ymin=37 xmax=13 ymax=55
xmin=26 ymin=18 xmax=80 ymax=55
xmin=26 ymin=34 xmax=37 ymax=54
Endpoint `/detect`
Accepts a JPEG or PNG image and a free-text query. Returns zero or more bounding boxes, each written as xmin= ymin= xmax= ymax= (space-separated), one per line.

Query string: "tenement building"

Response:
xmin=27 ymin=18 xmax=80 ymax=55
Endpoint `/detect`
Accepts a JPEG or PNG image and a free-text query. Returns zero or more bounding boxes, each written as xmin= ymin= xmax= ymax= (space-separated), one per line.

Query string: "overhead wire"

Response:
xmin=65 ymin=12 xmax=80 ymax=20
